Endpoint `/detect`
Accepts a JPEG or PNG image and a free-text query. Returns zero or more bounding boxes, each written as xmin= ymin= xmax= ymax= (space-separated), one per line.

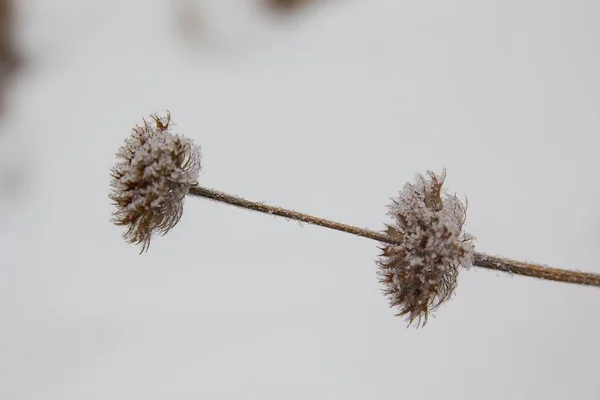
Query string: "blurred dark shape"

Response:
xmin=0 ymin=0 xmax=26 ymax=209
xmin=172 ymin=0 xmax=206 ymax=47
xmin=0 ymin=0 xmax=20 ymax=118
xmin=264 ymin=0 xmax=316 ymax=12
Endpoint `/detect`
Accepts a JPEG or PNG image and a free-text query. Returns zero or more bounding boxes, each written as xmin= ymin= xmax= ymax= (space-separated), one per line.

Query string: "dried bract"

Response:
xmin=109 ymin=112 xmax=201 ymax=252
xmin=377 ymin=170 xmax=474 ymax=326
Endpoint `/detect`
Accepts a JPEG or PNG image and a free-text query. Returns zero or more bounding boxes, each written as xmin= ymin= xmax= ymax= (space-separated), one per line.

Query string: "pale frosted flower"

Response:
xmin=377 ymin=170 xmax=474 ymax=326
xmin=109 ymin=112 xmax=201 ymax=252
xmin=108 ymin=111 xmax=600 ymax=320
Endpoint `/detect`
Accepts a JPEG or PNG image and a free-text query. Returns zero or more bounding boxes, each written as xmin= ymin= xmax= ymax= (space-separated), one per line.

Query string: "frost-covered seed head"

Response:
xmin=377 ymin=170 xmax=474 ymax=327
xmin=109 ymin=112 xmax=201 ymax=252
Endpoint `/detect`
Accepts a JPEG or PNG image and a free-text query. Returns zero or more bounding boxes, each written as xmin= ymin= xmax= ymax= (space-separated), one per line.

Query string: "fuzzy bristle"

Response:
xmin=377 ymin=170 xmax=474 ymax=327
xmin=109 ymin=112 xmax=201 ymax=252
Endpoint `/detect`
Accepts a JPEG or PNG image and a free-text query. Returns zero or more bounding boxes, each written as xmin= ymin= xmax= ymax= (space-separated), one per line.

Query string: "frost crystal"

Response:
xmin=109 ymin=112 xmax=201 ymax=252
xmin=377 ymin=170 xmax=474 ymax=326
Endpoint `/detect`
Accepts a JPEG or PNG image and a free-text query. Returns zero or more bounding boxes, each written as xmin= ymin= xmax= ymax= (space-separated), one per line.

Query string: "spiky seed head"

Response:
xmin=377 ymin=170 xmax=474 ymax=327
xmin=109 ymin=112 xmax=201 ymax=253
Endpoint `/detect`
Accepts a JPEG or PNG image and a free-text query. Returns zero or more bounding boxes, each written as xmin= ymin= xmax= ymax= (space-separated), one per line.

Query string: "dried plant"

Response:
xmin=109 ymin=112 xmax=201 ymax=253
xmin=109 ymin=112 xmax=600 ymax=326
xmin=377 ymin=170 xmax=474 ymax=326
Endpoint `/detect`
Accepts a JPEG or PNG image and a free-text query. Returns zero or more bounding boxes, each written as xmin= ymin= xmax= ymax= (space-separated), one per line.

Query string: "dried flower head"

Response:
xmin=377 ymin=170 xmax=474 ymax=326
xmin=110 ymin=112 xmax=201 ymax=252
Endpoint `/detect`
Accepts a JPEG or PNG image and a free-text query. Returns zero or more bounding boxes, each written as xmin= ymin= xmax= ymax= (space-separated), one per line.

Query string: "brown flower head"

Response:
xmin=109 ymin=112 xmax=201 ymax=252
xmin=377 ymin=170 xmax=474 ymax=327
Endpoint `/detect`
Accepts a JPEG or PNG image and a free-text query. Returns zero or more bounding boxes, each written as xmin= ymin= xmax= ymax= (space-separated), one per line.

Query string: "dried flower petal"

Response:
xmin=377 ymin=170 xmax=474 ymax=326
xmin=109 ymin=112 xmax=201 ymax=252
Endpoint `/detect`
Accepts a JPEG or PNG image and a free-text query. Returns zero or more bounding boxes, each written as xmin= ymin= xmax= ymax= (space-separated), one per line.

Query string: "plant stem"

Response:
xmin=188 ymin=185 xmax=390 ymax=242
xmin=471 ymin=253 xmax=600 ymax=286
xmin=188 ymin=185 xmax=600 ymax=288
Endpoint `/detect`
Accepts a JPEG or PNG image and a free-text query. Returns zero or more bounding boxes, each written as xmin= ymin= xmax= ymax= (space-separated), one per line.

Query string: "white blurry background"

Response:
xmin=1 ymin=0 xmax=599 ymax=398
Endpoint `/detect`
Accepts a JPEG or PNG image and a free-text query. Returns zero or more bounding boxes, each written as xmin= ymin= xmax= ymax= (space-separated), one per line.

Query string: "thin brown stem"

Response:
xmin=188 ymin=185 xmax=600 ymax=288
xmin=188 ymin=185 xmax=390 ymax=242
xmin=472 ymin=253 xmax=600 ymax=287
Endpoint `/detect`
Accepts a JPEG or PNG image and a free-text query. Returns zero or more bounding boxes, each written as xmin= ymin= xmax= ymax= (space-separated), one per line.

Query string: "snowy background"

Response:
xmin=1 ymin=0 xmax=600 ymax=399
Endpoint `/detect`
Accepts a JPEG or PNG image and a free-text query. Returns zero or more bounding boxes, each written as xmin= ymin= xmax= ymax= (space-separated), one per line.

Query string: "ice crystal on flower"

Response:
xmin=109 ymin=112 xmax=201 ymax=252
xmin=377 ymin=170 xmax=474 ymax=326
